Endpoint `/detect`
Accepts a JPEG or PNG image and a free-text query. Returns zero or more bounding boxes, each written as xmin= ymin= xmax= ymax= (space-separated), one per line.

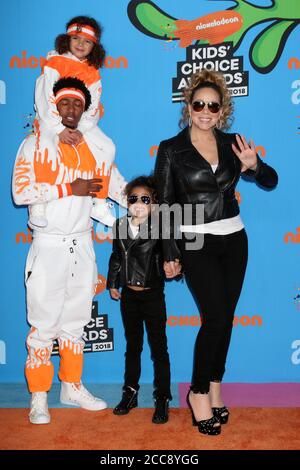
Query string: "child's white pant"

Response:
xmin=25 ymin=231 xmax=98 ymax=392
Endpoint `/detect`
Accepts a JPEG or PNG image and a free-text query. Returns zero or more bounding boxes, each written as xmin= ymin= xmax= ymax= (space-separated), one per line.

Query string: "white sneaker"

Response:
xmin=60 ymin=382 xmax=108 ymax=411
xmin=91 ymin=201 xmax=116 ymax=227
xmin=29 ymin=392 xmax=51 ymax=424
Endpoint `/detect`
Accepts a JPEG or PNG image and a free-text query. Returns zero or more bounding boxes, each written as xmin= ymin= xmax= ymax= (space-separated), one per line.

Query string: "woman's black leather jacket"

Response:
xmin=154 ymin=126 xmax=278 ymax=261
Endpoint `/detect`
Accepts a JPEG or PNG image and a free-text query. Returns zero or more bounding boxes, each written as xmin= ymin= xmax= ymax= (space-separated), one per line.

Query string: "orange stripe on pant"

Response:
xmin=25 ymin=340 xmax=84 ymax=391
xmin=26 ymin=363 xmax=54 ymax=393
xmin=58 ymin=339 xmax=84 ymax=383
xmin=25 ymin=342 xmax=54 ymax=392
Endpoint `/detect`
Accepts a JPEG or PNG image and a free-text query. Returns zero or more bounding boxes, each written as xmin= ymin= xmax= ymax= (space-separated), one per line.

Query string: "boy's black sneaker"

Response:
xmin=152 ymin=397 xmax=169 ymax=424
xmin=113 ymin=387 xmax=138 ymax=415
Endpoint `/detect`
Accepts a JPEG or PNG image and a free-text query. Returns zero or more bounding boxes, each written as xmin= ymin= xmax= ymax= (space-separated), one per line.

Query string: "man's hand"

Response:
xmin=70 ymin=178 xmax=103 ymax=197
xmin=164 ymin=259 xmax=181 ymax=279
xmin=71 ymin=130 xmax=83 ymax=145
xmin=59 ymin=128 xmax=82 ymax=145
xmin=110 ymin=288 xmax=121 ymax=300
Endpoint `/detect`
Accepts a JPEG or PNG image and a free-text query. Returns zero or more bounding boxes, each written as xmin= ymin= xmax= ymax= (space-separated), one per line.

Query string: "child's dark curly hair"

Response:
xmin=125 ymin=174 xmax=158 ymax=203
xmin=55 ymin=16 xmax=106 ymax=69
xmin=53 ymin=77 xmax=92 ymax=111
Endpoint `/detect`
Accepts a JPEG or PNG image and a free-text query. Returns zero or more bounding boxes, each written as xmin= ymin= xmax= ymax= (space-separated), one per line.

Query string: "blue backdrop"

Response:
xmin=1 ymin=0 xmax=300 ymax=386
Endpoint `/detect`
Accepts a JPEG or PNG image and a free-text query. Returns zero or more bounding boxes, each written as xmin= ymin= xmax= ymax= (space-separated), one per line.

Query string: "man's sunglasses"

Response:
xmin=127 ymin=195 xmax=151 ymax=205
xmin=192 ymin=100 xmax=221 ymax=113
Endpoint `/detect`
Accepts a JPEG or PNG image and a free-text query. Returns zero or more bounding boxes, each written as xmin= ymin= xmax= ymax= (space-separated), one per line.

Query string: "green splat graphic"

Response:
xmin=135 ymin=2 xmax=177 ymax=39
xmin=250 ymin=20 xmax=297 ymax=72
xmin=127 ymin=0 xmax=300 ymax=73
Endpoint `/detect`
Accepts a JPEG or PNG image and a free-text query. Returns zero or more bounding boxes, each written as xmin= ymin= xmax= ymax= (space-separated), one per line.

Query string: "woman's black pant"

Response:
xmin=120 ymin=286 xmax=172 ymax=400
xmin=178 ymin=229 xmax=248 ymax=393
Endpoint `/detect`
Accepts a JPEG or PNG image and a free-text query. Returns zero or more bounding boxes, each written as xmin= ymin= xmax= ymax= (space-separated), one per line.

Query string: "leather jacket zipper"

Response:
xmin=119 ymin=238 xmax=129 ymax=283
xmin=143 ymin=245 xmax=154 ymax=286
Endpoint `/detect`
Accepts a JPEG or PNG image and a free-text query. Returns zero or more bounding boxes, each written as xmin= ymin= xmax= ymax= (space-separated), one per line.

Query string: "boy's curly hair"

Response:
xmin=125 ymin=174 xmax=158 ymax=203
xmin=55 ymin=16 xmax=106 ymax=69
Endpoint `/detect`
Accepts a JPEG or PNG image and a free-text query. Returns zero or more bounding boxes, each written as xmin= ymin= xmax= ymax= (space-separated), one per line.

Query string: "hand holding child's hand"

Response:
xmin=110 ymin=288 xmax=121 ymax=300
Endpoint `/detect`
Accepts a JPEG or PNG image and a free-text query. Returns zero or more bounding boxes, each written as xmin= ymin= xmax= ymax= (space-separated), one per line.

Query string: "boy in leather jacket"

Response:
xmin=107 ymin=175 xmax=180 ymax=424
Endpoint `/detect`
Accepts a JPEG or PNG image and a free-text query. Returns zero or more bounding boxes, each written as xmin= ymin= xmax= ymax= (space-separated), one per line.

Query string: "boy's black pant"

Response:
xmin=120 ymin=286 xmax=172 ymax=400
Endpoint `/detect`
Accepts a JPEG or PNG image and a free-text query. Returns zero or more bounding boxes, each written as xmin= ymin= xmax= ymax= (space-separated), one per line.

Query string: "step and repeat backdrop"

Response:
xmin=1 ymin=0 xmax=300 ymax=386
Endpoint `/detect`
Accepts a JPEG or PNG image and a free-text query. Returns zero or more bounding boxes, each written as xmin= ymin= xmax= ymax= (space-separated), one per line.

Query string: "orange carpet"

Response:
xmin=0 ymin=408 xmax=299 ymax=450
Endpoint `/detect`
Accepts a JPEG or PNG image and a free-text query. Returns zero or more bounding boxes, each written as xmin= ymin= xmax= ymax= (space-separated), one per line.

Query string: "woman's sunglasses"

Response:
xmin=192 ymin=100 xmax=221 ymax=113
xmin=127 ymin=195 xmax=151 ymax=205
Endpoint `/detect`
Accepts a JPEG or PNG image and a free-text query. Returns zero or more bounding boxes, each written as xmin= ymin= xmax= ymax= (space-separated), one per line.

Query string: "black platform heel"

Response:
xmin=212 ymin=406 xmax=229 ymax=424
xmin=186 ymin=392 xmax=198 ymax=426
xmin=186 ymin=391 xmax=221 ymax=435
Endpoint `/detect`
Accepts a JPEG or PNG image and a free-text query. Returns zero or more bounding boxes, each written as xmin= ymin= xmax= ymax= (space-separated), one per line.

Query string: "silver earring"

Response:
xmin=188 ymin=116 xmax=192 ymax=127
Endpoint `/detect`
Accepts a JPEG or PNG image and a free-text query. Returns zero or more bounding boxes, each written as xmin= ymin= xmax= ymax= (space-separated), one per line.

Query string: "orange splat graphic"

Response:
xmin=95 ymin=162 xmax=112 ymax=199
xmin=44 ymin=55 xmax=100 ymax=86
xmin=99 ymin=103 xmax=104 ymax=119
xmin=34 ymin=119 xmax=41 ymax=148
xmin=34 ymin=148 xmax=60 ymax=184
xmin=59 ymin=140 xmax=97 ymax=174
xmin=58 ymin=141 xmax=112 ymax=196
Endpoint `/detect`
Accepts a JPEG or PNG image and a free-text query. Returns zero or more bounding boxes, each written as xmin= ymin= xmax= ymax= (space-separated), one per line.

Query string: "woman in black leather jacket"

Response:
xmin=154 ymin=70 xmax=278 ymax=435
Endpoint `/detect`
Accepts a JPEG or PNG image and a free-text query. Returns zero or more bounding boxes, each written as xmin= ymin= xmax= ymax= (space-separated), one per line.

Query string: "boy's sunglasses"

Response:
xmin=127 ymin=195 xmax=151 ymax=205
xmin=192 ymin=100 xmax=221 ymax=113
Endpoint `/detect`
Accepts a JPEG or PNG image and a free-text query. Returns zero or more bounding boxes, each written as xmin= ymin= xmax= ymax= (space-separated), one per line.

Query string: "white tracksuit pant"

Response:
xmin=25 ymin=231 xmax=97 ymax=392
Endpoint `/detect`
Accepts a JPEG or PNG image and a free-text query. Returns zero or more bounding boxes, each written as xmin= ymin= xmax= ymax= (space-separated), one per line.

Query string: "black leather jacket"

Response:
xmin=154 ymin=126 xmax=278 ymax=261
xmin=107 ymin=215 xmax=165 ymax=289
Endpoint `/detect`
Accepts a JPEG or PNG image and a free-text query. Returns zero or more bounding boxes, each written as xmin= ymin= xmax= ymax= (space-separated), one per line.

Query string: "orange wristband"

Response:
xmin=57 ymin=185 xmax=63 ymax=198
xmin=65 ymin=183 xmax=73 ymax=196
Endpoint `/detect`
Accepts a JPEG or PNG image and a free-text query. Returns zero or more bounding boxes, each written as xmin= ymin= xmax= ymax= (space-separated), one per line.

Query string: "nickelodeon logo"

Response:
xmin=167 ymin=315 xmax=262 ymax=327
xmin=288 ymin=57 xmax=300 ymax=69
xmin=256 ymin=145 xmax=266 ymax=158
xmin=9 ymin=51 xmax=128 ymax=69
xmin=16 ymin=229 xmax=32 ymax=244
xmin=149 ymin=145 xmax=159 ymax=157
xmin=291 ymin=339 xmax=300 ymax=365
xmin=284 ymin=227 xmax=300 ymax=244
xmin=291 ymin=80 xmax=300 ymax=105
xmin=0 ymin=80 xmax=6 ymax=104
xmin=15 ymin=228 xmax=112 ymax=244
xmin=174 ymin=10 xmax=243 ymax=47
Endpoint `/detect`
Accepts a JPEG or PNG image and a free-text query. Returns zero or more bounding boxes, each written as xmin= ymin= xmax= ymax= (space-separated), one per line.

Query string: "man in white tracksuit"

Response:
xmin=12 ymin=77 xmax=127 ymax=424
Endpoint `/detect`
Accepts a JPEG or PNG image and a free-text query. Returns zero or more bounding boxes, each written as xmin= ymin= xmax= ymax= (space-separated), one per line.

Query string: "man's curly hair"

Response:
xmin=53 ymin=77 xmax=92 ymax=111
xmin=55 ymin=16 xmax=106 ymax=69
